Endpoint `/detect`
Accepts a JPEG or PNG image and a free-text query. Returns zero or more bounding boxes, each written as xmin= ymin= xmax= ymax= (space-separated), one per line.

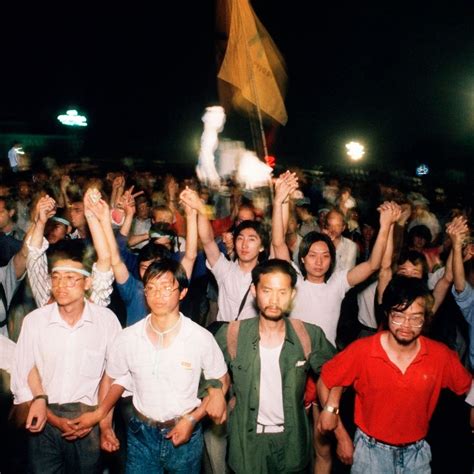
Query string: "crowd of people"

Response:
xmin=0 ymin=158 xmax=472 ymax=473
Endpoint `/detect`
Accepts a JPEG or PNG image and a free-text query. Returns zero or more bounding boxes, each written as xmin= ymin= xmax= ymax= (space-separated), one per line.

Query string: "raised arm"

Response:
xmin=89 ymin=197 xmax=130 ymax=285
xmin=271 ymin=171 xmax=299 ymax=261
xmin=347 ymin=202 xmax=401 ymax=287
xmin=110 ymin=175 xmax=125 ymax=209
xmin=446 ymin=216 xmax=469 ymax=294
xmin=376 ymin=219 xmax=395 ymax=304
xmin=84 ymin=189 xmax=111 ymax=272
xmin=179 ymin=192 xmax=198 ymax=279
xmin=180 ymin=187 xmax=221 ymax=267
xmin=25 ymin=196 xmax=57 ymax=305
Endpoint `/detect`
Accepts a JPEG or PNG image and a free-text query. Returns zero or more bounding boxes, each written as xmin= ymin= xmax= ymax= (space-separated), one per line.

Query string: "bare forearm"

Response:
xmin=452 ymin=244 xmax=466 ymax=293
xmin=367 ymin=222 xmax=391 ymax=271
xmin=120 ymin=213 xmax=133 ymax=237
xmin=128 ymin=233 xmax=149 ymax=247
xmin=86 ymin=216 xmax=111 ymax=272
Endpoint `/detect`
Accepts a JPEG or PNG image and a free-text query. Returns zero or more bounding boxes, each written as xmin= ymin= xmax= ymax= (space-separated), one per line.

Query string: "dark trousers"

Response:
xmin=28 ymin=403 xmax=101 ymax=474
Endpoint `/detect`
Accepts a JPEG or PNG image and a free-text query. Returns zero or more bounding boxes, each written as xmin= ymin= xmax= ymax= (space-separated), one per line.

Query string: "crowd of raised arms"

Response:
xmin=0 ymin=161 xmax=472 ymax=474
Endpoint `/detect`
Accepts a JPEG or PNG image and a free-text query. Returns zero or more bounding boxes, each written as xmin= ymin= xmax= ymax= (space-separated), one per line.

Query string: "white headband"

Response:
xmin=51 ymin=217 xmax=70 ymax=226
xmin=52 ymin=266 xmax=91 ymax=277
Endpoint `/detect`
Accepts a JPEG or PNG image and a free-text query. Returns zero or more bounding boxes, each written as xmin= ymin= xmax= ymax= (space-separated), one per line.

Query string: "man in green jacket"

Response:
xmin=216 ymin=259 xmax=336 ymax=473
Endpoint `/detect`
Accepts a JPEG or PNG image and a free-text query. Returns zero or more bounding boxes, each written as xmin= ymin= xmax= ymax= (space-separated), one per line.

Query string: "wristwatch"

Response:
xmin=183 ymin=414 xmax=197 ymax=427
xmin=323 ymin=405 xmax=339 ymax=415
xmin=32 ymin=394 xmax=49 ymax=405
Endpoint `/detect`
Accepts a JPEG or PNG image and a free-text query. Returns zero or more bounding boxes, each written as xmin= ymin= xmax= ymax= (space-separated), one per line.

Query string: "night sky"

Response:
xmin=2 ymin=1 xmax=474 ymax=174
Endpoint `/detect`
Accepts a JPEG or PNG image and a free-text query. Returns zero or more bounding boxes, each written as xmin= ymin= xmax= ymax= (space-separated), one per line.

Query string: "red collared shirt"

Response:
xmin=321 ymin=332 xmax=472 ymax=444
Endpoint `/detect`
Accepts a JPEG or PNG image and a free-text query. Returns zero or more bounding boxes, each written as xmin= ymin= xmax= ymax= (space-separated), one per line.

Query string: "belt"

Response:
xmin=256 ymin=423 xmax=285 ymax=434
xmin=359 ymin=429 xmax=422 ymax=448
xmin=133 ymin=407 xmax=180 ymax=430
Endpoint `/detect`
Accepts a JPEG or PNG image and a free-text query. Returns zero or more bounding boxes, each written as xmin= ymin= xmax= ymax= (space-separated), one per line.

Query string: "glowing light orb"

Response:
xmin=345 ymin=141 xmax=365 ymax=161
xmin=416 ymin=164 xmax=429 ymax=176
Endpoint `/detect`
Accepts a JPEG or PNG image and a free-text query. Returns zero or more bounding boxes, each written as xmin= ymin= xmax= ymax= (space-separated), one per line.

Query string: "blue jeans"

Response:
xmin=351 ymin=428 xmax=431 ymax=474
xmin=28 ymin=403 xmax=101 ymax=474
xmin=126 ymin=416 xmax=203 ymax=474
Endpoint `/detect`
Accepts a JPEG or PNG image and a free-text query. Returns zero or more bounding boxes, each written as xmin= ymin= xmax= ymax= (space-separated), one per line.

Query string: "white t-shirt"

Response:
xmin=257 ymin=342 xmax=284 ymax=426
xmin=291 ymin=268 xmax=351 ymax=346
xmin=208 ymin=253 xmax=258 ymax=322
xmin=107 ymin=313 xmax=227 ymax=422
xmin=357 ymin=281 xmax=378 ymax=328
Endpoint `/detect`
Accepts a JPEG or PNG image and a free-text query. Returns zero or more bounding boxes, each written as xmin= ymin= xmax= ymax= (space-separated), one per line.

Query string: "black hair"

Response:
xmin=138 ymin=242 xmax=172 ymax=264
xmin=47 ymin=239 xmax=96 ymax=274
xmin=252 ymin=258 xmax=298 ymax=288
xmin=298 ymin=231 xmax=336 ymax=280
xmin=407 ymin=225 xmax=432 ymax=245
xmin=381 ymin=275 xmax=434 ymax=330
xmin=142 ymin=258 xmax=189 ymax=291
xmin=0 ymin=195 xmax=17 ymax=222
xmin=396 ymin=249 xmax=429 ymax=281
xmin=148 ymin=222 xmax=178 ymax=251
xmin=232 ymin=220 xmax=269 ymax=262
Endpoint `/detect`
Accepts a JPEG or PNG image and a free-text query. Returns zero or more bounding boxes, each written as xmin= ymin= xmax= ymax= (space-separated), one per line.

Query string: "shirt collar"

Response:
xmin=47 ymin=299 xmax=92 ymax=327
xmin=370 ymin=331 xmax=429 ymax=360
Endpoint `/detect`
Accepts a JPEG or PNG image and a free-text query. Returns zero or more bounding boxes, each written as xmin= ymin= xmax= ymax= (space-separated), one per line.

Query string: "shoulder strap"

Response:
xmin=235 ymin=284 xmax=252 ymax=321
xmin=227 ymin=320 xmax=241 ymax=360
xmin=289 ymin=319 xmax=311 ymax=360
xmin=0 ymin=283 xmax=8 ymax=328
xmin=226 ymin=318 xmax=311 ymax=361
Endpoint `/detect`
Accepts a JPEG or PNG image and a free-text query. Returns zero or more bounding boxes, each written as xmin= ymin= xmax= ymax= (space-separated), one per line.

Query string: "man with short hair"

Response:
xmin=318 ymin=275 xmax=472 ymax=474
xmin=10 ymin=244 xmax=122 ymax=473
xmin=215 ymin=259 xmax=336 ymax=473
xmin=66 ymin=259 xmax=229 ymax=473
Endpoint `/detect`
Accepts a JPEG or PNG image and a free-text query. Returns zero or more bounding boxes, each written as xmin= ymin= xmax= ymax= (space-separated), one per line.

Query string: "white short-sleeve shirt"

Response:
xmin=106 ymin=313 xmax=227 ymax=422
xmin=208 ymin=253 xmax=258 ymax=322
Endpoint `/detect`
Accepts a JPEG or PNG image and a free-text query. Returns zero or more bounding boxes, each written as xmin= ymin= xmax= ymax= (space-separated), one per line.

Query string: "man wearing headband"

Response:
xmin=10 ymin=242 xmax=122 ymax=473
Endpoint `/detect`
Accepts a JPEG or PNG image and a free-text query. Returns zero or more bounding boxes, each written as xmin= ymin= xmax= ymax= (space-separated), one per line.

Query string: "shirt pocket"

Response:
xmin=80 ymin=349 xmax=105 ymax=378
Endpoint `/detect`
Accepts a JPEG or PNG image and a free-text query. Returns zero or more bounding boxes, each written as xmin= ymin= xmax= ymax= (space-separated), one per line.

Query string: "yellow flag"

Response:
xmin=217 ymin=0 xmax=288 ymax=126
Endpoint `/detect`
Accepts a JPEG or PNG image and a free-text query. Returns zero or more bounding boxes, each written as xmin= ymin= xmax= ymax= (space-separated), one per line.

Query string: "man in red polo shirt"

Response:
xmin=317 ymin=275 xmax=472 ymax=473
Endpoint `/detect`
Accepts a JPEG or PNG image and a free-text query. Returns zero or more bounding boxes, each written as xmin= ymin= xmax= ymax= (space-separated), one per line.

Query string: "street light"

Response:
xmin=57 ymin=109 xmax=88 ymax=127
xmin=345 ymin=141 xmax=365 ymax=161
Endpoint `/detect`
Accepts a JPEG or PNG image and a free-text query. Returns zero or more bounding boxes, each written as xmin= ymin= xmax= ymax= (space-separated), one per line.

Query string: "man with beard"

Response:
xmin=318 ymin=275 xmax=472 ymax=474
xmin=215 ymin=259 xmax=336 ymax=473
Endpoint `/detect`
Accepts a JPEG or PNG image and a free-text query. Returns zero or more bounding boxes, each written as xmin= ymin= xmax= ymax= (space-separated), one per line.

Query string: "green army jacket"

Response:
xmin=215 ymin=317 xmax=336 ymax=473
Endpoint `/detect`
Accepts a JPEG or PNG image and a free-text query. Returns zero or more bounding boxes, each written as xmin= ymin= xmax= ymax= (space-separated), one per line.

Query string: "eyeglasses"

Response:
xmin=144 ymin=285 xmax=179 ymax=297
xmin=390 ymin=313 xmax=424 ymax=328
xmin=51 ymin=274 xmax=85 ymax=288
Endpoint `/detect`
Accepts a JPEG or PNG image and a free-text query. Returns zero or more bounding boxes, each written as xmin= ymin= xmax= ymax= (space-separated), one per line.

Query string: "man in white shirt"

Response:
xmin=66 ymin=258 xmax=229 ymax=473
xmin=7 ymin=142 xmax=22 ymax=173
xmin=180 ymin=187 xmax=269 ymax=322
xmin=10 ymin=245 xmax=122 ymax=473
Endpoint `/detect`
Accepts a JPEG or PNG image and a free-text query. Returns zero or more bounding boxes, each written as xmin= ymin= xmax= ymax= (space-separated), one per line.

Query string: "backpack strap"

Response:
xmin=226 ymin=319 xmax=312 ymax=362
xmin=0 ymin=283 xmax=8 ymax=328
xmin=235 ymin=285 xmax=252 ymax=321
xmin=289 ymin=319 xmax=311 ymax=360
xmin=227 ymin=320 xmax=241 ymax=361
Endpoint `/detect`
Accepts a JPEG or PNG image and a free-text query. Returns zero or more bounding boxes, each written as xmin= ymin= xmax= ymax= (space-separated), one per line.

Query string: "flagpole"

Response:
xmin=236 ymin=0 xmax=268 ymax=160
